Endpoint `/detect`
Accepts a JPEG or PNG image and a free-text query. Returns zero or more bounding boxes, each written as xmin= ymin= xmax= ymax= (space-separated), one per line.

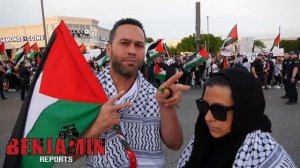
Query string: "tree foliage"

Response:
xmin=280 ymin=38 xmax=300 ymax=53
xmin=254 ymin=40 xmax=266 ymax=48
xmin=175 ymin=34 xmax=224 ymax=55
xmin=146 ymin=37 xmax=154 ymax=43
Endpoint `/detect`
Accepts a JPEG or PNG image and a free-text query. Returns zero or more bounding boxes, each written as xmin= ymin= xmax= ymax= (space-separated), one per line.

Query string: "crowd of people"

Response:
xmin=1 ymin=18 xmax=299 ymax=167
xmin=0 ymin=59 xmax=36 ymax=100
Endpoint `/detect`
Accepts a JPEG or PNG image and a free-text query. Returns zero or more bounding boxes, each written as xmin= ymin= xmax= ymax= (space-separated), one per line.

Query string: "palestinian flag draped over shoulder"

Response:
xmin=222 ymin=24 xmax=238 ymax=49
xmin=146 ymin=39 xmax=167 ymax=63
xmin=270 ymin=34 xmax=280 ymax=52
xmin=4 ymin=21 xmax=108 ymax=168
xmin=183 ymin=48 xmax=209 ymax=72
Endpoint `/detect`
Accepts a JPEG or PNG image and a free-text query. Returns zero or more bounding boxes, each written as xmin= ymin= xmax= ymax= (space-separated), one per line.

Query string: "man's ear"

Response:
xmin=106 ymin=43 xmax=112 ymax=57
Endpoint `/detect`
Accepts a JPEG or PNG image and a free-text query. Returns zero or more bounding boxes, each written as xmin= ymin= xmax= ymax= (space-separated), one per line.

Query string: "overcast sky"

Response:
xmin=0 ymin=0 xmax=299 ymax=41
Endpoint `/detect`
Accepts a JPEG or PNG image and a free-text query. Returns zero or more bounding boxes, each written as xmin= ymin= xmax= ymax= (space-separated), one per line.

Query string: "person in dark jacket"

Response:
xmin=18 ymin=61 xmax=31 ymax=101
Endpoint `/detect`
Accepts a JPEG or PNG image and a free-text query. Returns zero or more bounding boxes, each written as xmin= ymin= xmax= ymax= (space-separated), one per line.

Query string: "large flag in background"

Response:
xmin=95 ymin=49 xmax=109 ymax=67
xmin=270 ymin=34 xmax=280 ymax=52
xmin=0 ymin=42 xmax=8 ymax=60
xmin=222 ymin=24 xmax=238 ymax=49
xmin=4 ymin=21 xmax=108 ymax=168
xmin=27 ymin=42 xmax=40 ymax=59
xmin=80 ymin=42 xmax=87 ymax=54
xmin=183 ymin=48 xmax=209 ymax=72
xmin=146 ymin=39 xmax=167 ymax=63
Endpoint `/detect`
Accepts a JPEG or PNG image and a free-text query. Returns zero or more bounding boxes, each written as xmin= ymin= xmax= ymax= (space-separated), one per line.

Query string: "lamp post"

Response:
xmin=207 ymin=16 xmax=209 ymax=52
xmin=41 ymin=0 xmax=47 ymax=47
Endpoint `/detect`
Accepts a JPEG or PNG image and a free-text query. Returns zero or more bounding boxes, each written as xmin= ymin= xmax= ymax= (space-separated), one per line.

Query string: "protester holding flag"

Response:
xmin=0 ymin=61 xmax=8 ymax=99
xmin=177 ymin=68 xmax=296 ymax=168
xmin=81 ymin=18 xmax=191 ymax=168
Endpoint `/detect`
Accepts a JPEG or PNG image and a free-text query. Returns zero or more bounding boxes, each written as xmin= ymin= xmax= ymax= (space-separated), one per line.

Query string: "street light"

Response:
xmin=41 ymin=0 xmax=47 ymax=47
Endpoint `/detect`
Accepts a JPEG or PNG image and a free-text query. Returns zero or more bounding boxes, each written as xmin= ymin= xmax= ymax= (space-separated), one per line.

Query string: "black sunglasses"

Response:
xmin=195 ymin=98 xmax=234 ymax=121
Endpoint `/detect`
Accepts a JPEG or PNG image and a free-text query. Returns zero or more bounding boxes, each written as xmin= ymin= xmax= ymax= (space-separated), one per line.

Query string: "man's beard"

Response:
xmin=110 ymin=53 xmax=144 ymax=78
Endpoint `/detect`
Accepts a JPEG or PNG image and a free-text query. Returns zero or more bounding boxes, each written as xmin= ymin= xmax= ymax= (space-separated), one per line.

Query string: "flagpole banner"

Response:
xmin=146 ymin=39 xmax=167 ymax=63
xmin=270 ymin=34 xmax=280 ymax=52
xmin=222 ymin=24 xmax=238 ymax=49
xmin=4 ymin=20 xmax=108 ymax=168
xmin=183 ymin=48 xmax=209 ymax=72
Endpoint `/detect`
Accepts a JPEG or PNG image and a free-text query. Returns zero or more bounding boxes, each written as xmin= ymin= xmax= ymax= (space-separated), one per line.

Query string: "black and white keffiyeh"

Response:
xmin=86 ymin=66 xmax=165 ymax=168
xmin=178 ymin=130 xmax=297 ymax=168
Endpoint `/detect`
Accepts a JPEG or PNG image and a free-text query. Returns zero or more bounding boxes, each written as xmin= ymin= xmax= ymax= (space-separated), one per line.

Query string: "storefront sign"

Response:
xmin=70 ymin=29 xmax=91 ymax=38
xmin=0 ymin=35 xmax=45 ymax=43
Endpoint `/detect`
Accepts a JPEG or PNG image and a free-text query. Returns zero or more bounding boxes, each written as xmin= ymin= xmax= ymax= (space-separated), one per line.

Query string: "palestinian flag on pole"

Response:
xmin=80 ymin=42 xmax=87 ymax=54
xmin=15 ymin=42 xmax=31 ymax=63
xmin=14 ymin=42 xmax=31 ymax=71
xmin=222 ymin=24 xmax=238 ymax=49
xmin=4 ymin=21 xmax=108 ymax=168
xmin=183 ymin=48 xmax=209 ymax=72
xmin=0 ymin=42 xmax=8 ymax=60
xmin=270 ymin=34 xmax=280 ymax=52
xmin=154 ymin=63 xmax=166 ymax=82
xmin=95 ymin=50 xmax=109 ymax=68
xmin=27 ymin=42 xmax=40 ymax=59
xmin=146 ymin=39 xmax=167 ymax=63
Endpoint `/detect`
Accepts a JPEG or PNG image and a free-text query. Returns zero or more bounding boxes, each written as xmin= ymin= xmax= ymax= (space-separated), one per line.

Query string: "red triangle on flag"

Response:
xmin=24 ymin=42 xmax=31 ymax=55
xmin=199 ymin=48 xmax=209 ymax=57
xmin=31 ymin=42 xmax=40 ymax=52
xmin=274 ymin=34 xmax=280 ymax=47
xmin=154 ymin=63 xmax=162 ymax=74
xmin=229 ymin=24 xmax=238 ymax=39
xmin=0 ymin=42 xmax=6 ymax=55
xmin=39 ymin=21 xmax=107 ymax=104
xmin=155 ymin=39 xmax=166 ymax=53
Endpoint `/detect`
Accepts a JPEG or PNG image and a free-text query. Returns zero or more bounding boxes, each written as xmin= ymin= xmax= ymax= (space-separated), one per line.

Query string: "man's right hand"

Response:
xmin=83 ymin=90 xmax=134 ymax=138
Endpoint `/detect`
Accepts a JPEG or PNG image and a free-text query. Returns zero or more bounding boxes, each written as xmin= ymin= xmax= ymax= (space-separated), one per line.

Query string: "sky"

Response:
xmin=0 ymin=0 xmax=300 ymax=41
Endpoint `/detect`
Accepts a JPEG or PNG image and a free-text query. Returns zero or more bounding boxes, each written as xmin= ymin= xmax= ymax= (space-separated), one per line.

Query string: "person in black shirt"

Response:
xmin=0 ymin=61 xmax=7 ymax=99
xmin=18 ymin=61 xmax=31 ymax=101
xmin=284 ymin=51 xmax=299 ymax=105
xmin=251 ymin=53 xmax=264 ymax=86
xmin=281 ymin=53 xmax=291 ymax=99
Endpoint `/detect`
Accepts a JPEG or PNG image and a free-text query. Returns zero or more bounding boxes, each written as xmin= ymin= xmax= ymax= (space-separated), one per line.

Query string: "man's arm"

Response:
xmin=159 ymin=103 xmax=183 ymax=151
xmin=251 ymin=66 xmax=257 ymax=78
xmin=156 ymin=72 xmax=190 ymax=151
xmin=72 ymin=91 xmax=133 ymax=161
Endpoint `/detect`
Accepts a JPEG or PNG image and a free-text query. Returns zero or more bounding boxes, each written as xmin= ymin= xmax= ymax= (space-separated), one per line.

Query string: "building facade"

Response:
xmin=0 ymin=16 xmax=110 ymax=50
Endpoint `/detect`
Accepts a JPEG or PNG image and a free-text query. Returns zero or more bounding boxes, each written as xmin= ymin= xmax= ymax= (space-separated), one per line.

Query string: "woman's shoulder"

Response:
xmin=233 ymin=130 xmax=296 ymax=168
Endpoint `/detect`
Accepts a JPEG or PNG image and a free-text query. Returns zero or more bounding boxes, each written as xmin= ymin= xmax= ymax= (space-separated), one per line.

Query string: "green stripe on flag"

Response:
xmin=21 ymin=100 xmax=101 ymax=168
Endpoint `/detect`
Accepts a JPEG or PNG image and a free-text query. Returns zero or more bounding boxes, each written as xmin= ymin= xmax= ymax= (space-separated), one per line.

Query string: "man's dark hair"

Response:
xmin=108 ymin=18 xmax=146 ymax=44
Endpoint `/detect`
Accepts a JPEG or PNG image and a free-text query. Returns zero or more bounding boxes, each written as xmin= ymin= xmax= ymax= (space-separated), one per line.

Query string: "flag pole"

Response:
xmin=41 ymin=0 xmax=47 ymax=47
xmin=207 ymin=16 xmax=209 ymax=53
xmin=278 ymin=26 xmax=281 ymax=48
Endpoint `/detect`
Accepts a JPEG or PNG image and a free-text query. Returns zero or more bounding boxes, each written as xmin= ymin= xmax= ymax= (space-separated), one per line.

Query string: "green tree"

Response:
xmin=146 ymin=37 xmax=154 ymax=43
xmin=176 ymin=34 xmax=224 ymax=54
xmin=254 ymin=40 xmax=266 ymax=48
xmin=280 ymin=38 xmax=300 ymax=53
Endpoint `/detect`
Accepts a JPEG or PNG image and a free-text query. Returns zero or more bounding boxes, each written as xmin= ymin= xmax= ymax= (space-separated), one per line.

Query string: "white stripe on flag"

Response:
xmin=24 ymin=72 xmax=58 ymax=137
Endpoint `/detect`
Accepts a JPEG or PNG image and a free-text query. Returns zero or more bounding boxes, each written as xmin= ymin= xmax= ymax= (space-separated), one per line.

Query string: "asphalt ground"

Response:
xmin=1 ymin=88 xmax=299 ymax=167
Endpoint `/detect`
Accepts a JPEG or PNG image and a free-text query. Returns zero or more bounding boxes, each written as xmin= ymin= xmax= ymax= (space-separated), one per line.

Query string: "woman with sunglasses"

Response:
xmin=177 ymin=68 xmax=296 ymax=168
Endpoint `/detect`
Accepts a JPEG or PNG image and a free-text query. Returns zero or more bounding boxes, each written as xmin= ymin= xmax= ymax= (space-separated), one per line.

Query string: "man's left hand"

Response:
xmin=156 ymin=71 xmax=191 ymax=107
